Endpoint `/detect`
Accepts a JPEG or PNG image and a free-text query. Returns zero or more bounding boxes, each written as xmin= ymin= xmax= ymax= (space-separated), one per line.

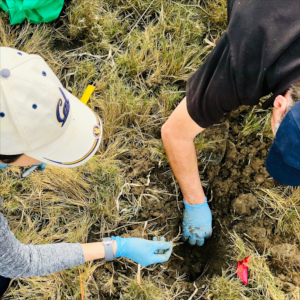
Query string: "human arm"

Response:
xmin=0 ymin=212 xmax=172 ymax=278
xmin=64 ymin=237 xmax=172 ymax=267
xmin=81 ymin=241 xmax=116 ymax=262
xmin=161 ymin=97 xmax=206 ymax=205
xmin=161 ymin=97 xmax=212 ymax=245
xmin=0 ymin=212 xmax=85 ymax=278
xmin=0 ymin=159 xmax=46 ymax=177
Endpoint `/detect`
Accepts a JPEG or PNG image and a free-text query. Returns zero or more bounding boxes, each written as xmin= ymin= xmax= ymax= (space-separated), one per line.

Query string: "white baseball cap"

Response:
xmin=0 ymin=47 xmax=103 ymax=167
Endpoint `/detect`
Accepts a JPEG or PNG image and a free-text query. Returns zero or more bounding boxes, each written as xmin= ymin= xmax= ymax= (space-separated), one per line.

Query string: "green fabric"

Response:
xmin=0 ymin=1 xmax=8 ymax=12
xmin=0 ymin=0 xmax=64 ymax=25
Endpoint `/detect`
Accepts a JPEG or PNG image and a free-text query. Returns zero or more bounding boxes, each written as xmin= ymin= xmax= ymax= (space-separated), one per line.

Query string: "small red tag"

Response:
xmin=237 ymin=255 xmax=250 ymax=285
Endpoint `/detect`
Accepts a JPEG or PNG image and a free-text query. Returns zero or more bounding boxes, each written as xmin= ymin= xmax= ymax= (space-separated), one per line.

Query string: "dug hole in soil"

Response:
xmin=92 ymin=106 xmax=299 ymax=298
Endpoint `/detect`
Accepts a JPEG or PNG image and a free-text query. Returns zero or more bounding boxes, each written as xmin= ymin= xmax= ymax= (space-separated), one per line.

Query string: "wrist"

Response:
xmin=113 ymin=240 xmax=117 ymax=256
xmin=111 ymin=236 xmax=123 ymax=258
xmin=184 ymin=197 xmax=207 ymax=207
xmin=184 ymin=196 xmax=206 ymax=205
xmin=102 ymin=237 xmax=116 ymax=261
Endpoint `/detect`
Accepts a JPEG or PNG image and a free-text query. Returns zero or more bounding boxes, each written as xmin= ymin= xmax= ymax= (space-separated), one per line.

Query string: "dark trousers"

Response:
xmin=0 ymin=275 xmax=10 ymax=297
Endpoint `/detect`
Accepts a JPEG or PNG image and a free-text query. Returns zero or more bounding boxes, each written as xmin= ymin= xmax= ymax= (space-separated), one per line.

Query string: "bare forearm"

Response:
xmin=162 ymin=134 xmax=206 ymax=204
xmin=81 ymin=241 xmax=117 ymax=262
xmin=162 ymin=97 xmax=206 ymax=205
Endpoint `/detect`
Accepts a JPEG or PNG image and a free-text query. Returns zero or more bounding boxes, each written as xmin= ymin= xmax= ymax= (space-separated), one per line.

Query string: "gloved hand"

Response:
xmin=182 ymin=197 xmax=212 ymax=246
xmin=34 ymin=163 xmax=46 ymax=171
xmin=111 ymin=236 xmax=173 ymax=267
xmin=0 ymin=164 xmax=8 ymax=169
xmin=22 ymin=163 xmax=46 ymax=177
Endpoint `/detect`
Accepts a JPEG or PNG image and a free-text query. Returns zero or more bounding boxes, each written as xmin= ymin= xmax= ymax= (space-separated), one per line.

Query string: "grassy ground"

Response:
xmin=0 ymin=0 xmax=299 ymax=299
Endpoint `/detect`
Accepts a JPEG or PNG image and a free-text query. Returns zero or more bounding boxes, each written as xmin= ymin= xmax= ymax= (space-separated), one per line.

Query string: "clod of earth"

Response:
xmin=275 ymin=278 xmax=297 ymax=293
xmin=232 ymin=193 xmax=259 ymax=215
xmin=293 ymin=274 xmax=300 ymax=287
xmin=270 ymin=244 xmax=300 ymax=267
xmin=247 ymin=226 xmax=269 ymax=251
xmin=281 ymin=282 xmax=296 ymax=293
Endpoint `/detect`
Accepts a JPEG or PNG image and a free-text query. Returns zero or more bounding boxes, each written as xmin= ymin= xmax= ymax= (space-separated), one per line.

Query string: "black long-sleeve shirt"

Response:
xmin=187 ymin=0 xmax=300 ymax=127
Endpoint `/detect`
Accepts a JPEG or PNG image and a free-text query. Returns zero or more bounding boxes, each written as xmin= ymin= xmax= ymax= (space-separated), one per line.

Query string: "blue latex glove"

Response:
xmin=111 ymin=236 xmax=173 ymax=267
xmin=182 ymin=197 xmax=212 ymax=246
xmin=22 ymin=163 xmax=46 ymax=177
xmin=34 ymin=162 xmax=46 ymax=171
xmin=0 ymin=164 xmax=8 ymax=169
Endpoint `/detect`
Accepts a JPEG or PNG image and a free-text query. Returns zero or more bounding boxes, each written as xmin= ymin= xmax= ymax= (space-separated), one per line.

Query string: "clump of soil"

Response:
xmin=247 ymin=226 xmax=269 ymax=251
xmin=232 ymin=193 xmax=259 ymax=215
xmin=271 ymin=244 xmax=300 ymax=267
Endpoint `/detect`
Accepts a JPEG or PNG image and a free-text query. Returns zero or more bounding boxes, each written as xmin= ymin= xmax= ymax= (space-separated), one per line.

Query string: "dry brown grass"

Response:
xmin=257 ymin=187 xmax=300 ymax=244
xmin=1 ymin=0 xmax=299 ymax=299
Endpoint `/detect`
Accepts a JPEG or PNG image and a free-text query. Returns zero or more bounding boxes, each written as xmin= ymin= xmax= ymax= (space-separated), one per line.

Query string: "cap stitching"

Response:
xmin=7 ymin=75 xmax=64 ymax=99
xmin=7 ymin=55 xmax=44 ymax=71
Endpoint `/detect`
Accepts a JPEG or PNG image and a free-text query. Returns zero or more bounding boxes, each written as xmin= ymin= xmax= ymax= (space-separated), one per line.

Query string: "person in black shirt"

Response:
xmin=161 ymin=0 xmax=300 ymax=247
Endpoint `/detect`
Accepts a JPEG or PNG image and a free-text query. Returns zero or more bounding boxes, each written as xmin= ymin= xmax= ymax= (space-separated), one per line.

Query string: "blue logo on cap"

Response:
xmin=56 ymin=88 xmax=70 ymax=127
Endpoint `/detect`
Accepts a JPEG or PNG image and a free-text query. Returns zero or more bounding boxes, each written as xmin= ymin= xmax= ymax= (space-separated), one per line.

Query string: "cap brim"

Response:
xmin=26 ymin=89 xmax=102 ymax=168
xmin=266 ymin=142 xmax=300 ymax=186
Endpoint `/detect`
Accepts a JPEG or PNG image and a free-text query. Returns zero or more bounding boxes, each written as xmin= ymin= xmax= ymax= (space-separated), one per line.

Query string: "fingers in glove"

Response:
xmin=188 ymin=236 xmax=196 ymax=245
xmin=154 ymin=241 xmax=172 ymax=253
xmin=196 ymin=238 xmax=205 ymax=246
xmin=182 ymin=231 xmax=189 ymax=242
xmin=37 ymin=163 xmax=46 ymax=171
xmin=154 ymin=236 xmax=162 ymax=254
xmin=155 ymin=236 xmax=167 ymax=254
xmin=204 ymin=231 xmax=212 ymax=238
xmin=153 ymin=242 xmax=173 ymax=263
xmin=154 ymin=236 xmax=172 ymax=255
